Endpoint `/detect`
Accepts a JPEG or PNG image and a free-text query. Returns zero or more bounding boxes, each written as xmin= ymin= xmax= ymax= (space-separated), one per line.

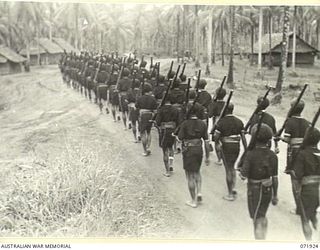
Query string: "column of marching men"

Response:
xmin=58 ymin=50 xmax=320 ymax=241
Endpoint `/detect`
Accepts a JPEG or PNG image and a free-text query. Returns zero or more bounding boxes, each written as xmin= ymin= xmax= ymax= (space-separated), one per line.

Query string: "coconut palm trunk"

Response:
xmin=250 ymin=13 xmax=254 ymax=66
xmin=268 ymin=10 xmax=273 ymax=69
xmin=176 ymin=13 xmax=180 ymax=62
xmin=258 ymin=7 xmax=263 ymax=72
xmin=317 ymin=19 xmax=320 ymax=59
xmin=207 ymin=9 xmax=213 ymax=67
xmin=275 ymin=6 xmax=290 ymax=96
xmin=36 ymin=24 xmax=41 ymax=65
xmin=74 ymin=3 xmax=79 ymax=50
xmin=227 ymin=6 xmax=235 ymax=88
xmin=292 ymin=6 xmax=297 ymax=69
xmin=221 ymin=21 xmax=225 ymax=66
xmin=194 ymin=5 xmax=200 ymax=67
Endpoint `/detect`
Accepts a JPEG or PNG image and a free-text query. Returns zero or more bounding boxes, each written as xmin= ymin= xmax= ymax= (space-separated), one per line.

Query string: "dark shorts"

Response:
xmin=119 ymin=94 xmax=129 ymax=112
xmin=109 ymin=89 xmax=119 ymax=106
xmin=159 ymin=128 xmax=175 ymax=148
xmin=222 ymin=143 xmax=240 ymax=169
xmin=97 ymin=86 xmax=108 ymax=100
xmin=139 ymin=112 xmax=153 ymax=133
xmin=128 ymin=106 xmax=139 ymax=123
xmin=301 ymin=183 xmax=319 ymax=220
xmin=182 ymin=145 xmax=203 ymax=172
xmin=247 ymin=182 xmax=272 ymax=219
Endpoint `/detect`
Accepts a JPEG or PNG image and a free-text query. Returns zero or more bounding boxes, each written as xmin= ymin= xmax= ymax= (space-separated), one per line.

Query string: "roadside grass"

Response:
xmin=0 ymin=132 xmax=181 ymax=237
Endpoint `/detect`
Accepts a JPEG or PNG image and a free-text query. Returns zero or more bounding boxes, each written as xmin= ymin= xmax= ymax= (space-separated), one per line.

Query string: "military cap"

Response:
xmin=188 ymin=90 xmax=197 ymax=100
xmin=225 ymin=102 xmax=234 ymax=113
xmin=198 ymin=79 xmax=207 ymax=89
xmin=257 ymin=96 xmax=270 ymax=110
xmin=132 ymin=79 xmax=141 ymax=89
xmin=186 ymin=102 xmax=197 ymax=116
xmin=290 ymin=99 xmax=305 ymax=115
xmin=303 ymin=127 xmax=320 ymax=146
xmin=122 ymin=68 xmax=131 ymax=77
xmin=251 ymin=123 xmax=273 ymax=143
xmin=140 ymin=61 xmax=147 ymax=68
xmin=180 ymin=74 xmax=187 ymax=82
xmin=215 ymin=87 xmax=227 ymax=99
xmin=113 ymin=64 xmax=120 ymax=71
xmin=168 ymin=71 xmax=176 ymax=79
xmin=143 ymin=83 xmax=152 ymax=93
xmin=158 ymin=75 xmax=165 ymax=83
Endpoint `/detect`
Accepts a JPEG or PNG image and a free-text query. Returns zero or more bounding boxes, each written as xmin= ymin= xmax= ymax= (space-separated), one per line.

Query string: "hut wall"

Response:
xmin=47 ymin=53 xmax=62 ymax=64
xmin=9 ymin=61 xmax=22 ymax=74
xmin=0 ymin=62 xmax=10 ymax=75
xmin=287 ymin=53 xmax=315 ymax=65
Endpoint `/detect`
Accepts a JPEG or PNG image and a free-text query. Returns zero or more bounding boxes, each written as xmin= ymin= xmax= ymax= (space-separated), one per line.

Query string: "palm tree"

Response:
xmin=274 ymin=6 xmax=290 ymax=100
xmin=227 ymin=5 xmax=235 ymax=88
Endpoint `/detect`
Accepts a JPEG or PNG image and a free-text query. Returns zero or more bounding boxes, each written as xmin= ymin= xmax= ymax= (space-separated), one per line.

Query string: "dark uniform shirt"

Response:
xmin=284 ymin=116 xmax=310 ymax=139
xmin=178 ymin=118 xmax=208 ymax=140
xmin=240 ymin=147 xmax=278 ymax=180
xmin=135 ymin=94 xmax=158 ymax=110
xmin=216 ymin=114 xmax=244 ymax=137
xmin=127 ymin=88 xmax=140 ymax=103
xmin=153 ymin=84 xmax=167 ymax=100
xmin=96 ymin=71 xmax=109 ymax=84
xmin=155 ymin=104 xmax=180 ymax=127
xmin=183 ymin=102 xmax=205 ymax=120
xmin=208 ymin=100 xmax=225 ymax=118
xmin=169 ymin=88 xmax=185 ymax=104
xmin=117 ymin=77 xmax=132 ymax=92
xmin=250 ymin=111 xmax=277 ymax=134
xmin=293 ymin=147 xmax=320 ymax=180
xmin=197 ymin=90 xmax=212 ymax=110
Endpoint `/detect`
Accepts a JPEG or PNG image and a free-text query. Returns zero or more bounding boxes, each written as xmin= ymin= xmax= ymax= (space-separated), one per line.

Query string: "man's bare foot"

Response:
xmin=185 ymin=201 xmax=197 ymax=208
xmin=223 ymin=194 xmax=236 ymax=201
xmin=163 ymin=172 xmax=170 ymax=177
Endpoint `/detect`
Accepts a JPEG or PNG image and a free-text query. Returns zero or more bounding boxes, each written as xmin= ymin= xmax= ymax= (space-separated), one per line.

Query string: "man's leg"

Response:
xmin=291 ymin=176 xmax=302 ymax=215
xmin=168 ymin=146 xmax=174 ymax=171
xmin=132 ymin=121 xmax=138 ymax=142
xmin=141 ymin=131 xmax=148 ymax=156
xmin=111 ymin=105 xmax=117 ymax=122
xmin=195 ymin=171 xmax=202 ymax=203
xmin=185 ymin=171 xmax=197 ymax=207
xmin=162 ymin=148 xmax=170 ymax=177
xmin=254 ymin=217 xmax=267 ymax=240
xmin=146 ymin=131 xmax=152 ymax=153
xmin=122 ymin=111 xmax=127 ymax=129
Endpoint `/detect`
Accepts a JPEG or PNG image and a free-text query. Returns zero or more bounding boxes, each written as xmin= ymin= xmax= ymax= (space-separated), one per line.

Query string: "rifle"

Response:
xmin=213 ymin=76 xmax=227 ymax=102
xmin=179 ymin=63 xmax=186 ymax=79
xmin=275 ymin=84 xmax=308 ymax=138
xmin=166 ymin=61 xmax=174 ymax=80
xmin=115 ymin=66 xmax=124 ymax=92
xmin=150 ymin=57 xmax=153 ymax=71
xmin=237 ymin=111 xmax=266 ymax=171
xmin=150 ymin=62 xmax=157 ymax=80
xmin=105 ymin=63 xmax=114 ymax=85
xmin=139 ymin=55 xmax=145 ymax=69
xmin=93 ymin=62 xmax=102 ymax=83
xmin=156 ymin=62 xmax=160 ymax=86
xmin=173 ymin=87 xmax=200 ymax=136
xmin=170 ymin=65 xmax=181 ymax=89
xmin=210 ymin=90 xmax=234 ymax=136
xmin=243 ymin=87 xmax=271 ymax=133
xmin=185 ymin=78 xmax=191 ymax=105
xmin=291 ymin=106 xmax=320 ymax=165
xmin=195 ymin=70 xmax=201 ymax=92
xmin=150 ymin=79 xmax=174 ymax=122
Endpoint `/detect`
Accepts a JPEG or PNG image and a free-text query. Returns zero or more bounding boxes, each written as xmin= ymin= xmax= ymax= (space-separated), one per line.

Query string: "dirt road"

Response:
xmin=0 ymin=65 xmax=317 ymax=240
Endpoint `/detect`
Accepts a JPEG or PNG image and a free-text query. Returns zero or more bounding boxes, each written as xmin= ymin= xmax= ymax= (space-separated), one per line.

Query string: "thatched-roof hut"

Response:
xmin=19 ymin=47 xmax=47 ymax=66
xmin=39 ymin=38 xmax=63 ymax=64
xmin=249 ymin=33 xmax=319 ymax=66
xmin=52 ymin=37 xmax=79 ymax=54
xmin=0 ymin=46 xmax=26 ymax=75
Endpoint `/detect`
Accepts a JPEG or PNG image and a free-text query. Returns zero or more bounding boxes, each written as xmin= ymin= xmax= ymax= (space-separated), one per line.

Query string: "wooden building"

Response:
xmin=39 ymin=38 xmax=63 ymax=64
xmin=0 ymin=46 xmax=26 ymax=75
xmin=249 ymin=33 xmax=319 ymax=67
